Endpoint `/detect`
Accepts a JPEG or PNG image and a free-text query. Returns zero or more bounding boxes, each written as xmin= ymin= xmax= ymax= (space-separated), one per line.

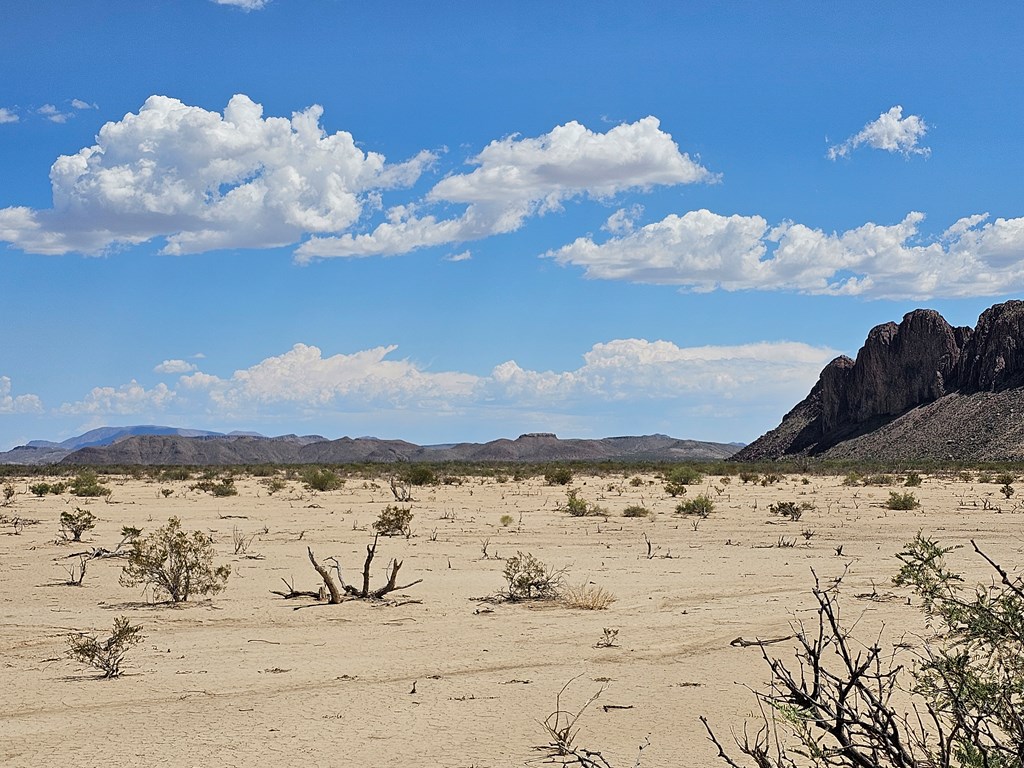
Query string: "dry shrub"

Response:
xmin=561 ymin=580 xmax=616 ymax=610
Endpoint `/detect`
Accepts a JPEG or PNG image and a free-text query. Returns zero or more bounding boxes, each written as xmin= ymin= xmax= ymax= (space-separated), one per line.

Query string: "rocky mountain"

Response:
xmin=735 ymin=300 xmax=1024 ymax=462
xmin=52 ymin=432 xmax=739 ymax=466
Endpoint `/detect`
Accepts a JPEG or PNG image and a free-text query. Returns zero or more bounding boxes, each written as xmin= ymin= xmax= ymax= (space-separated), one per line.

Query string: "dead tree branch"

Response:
xmin=273 ymin=535 xmax=422 ymax=605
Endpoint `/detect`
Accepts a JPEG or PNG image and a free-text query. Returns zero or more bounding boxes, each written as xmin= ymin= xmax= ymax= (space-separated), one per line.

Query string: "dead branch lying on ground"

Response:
xmin=271 ymin=533 xmax=422 ymax=604
xmin=728 ymin=635 xmax=794 ymax=648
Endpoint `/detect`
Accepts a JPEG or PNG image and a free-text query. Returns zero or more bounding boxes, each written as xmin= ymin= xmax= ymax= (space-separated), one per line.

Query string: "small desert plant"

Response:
xmin=160 ymin=488 xmax=174 ymax=498
xmin=70 ymin=470 xmax=111 ymax=498
xmin=59 ymin=507 xmax=96 ymax=542
xmin=120 ymin=517 xmax=230 ymax=602
xmin=260 ymin=476 xmax=287 ymax=495
xmin=561 ymin=581 xmax=616 ymax=610
xmin=863 ymin=474 xmax=894 ymax=486
xmin=209 ymin=478 xmax=238 ymax=497
xmin=739 ymin=472 xmax=760 ymax=484
xmin=903 ymin=471 xmax=923 ymax=487
xmin=1001 ymin=483 xmax=1015 ymax=500
xmin=29 ymin=482 xmax=51 ymax=497
xmin=373 ymin=505 xmax=413 ymax=537
xmin=2 ymin=482 xmax=16 ymax=504
xmin=769 ymin=501 xmax=813 ymax=522
xmin=760 ymin=473 xmax=781 ymax=486
xmin=622 ymin=504 xmax=651 ymax=518
xmin=676 ymin=494 xmax=714 ymax=518
xmin=996 ymin=472 xmax=1016 ymax=486
xmin=664 ymin=465 xmax=703 ymax=496
xmin=503 ymin=551 xmax=562 ymax=600
xmin=66 ymin=616 xmax=144 ymax=678
xmin=161 ymin=467 xmax=192 ymax=481
xmin=232 ymin=526 xmax=256 ymax=554
xmin=560 ymin=488 xmax=605 ymax=517
xmin=188 ymin=477 xmax=236 ymax=496
xmin=544 ymin=466 xmax=573 ymax=486
xmin=301 ymin=467 xmax=343 ymax=492
xmin=629 ymin=476 xmax=645 ymax=487
xmin=499 ymin=513 xmax=515 ymax=527
xmin=842 ymin=472 xmax=862 ymax=486
xmin=885 ymin=491 xmax=920 ymax=510
xmin=596 ymin=627 xmax=619 ymax=648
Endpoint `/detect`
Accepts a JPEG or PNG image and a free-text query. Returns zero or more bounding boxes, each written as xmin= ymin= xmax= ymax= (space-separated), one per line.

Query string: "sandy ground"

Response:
xmin=1 ymin=470 xmax=1021 ymax=767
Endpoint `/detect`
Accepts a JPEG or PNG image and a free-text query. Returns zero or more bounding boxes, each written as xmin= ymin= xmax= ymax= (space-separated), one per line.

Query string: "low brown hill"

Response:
xmin=735 ymin=300 xmax=1024 ymax=462
xmin=58 ymin=432 xmax=739 ymax=466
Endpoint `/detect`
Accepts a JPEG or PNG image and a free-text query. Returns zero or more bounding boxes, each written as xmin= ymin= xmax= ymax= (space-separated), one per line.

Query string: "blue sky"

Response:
xmin=2 ymin=1 xmax=1023 ymax=450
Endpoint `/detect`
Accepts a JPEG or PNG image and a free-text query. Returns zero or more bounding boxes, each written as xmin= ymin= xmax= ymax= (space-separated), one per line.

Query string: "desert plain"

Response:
xmin=1 ymin=468 xmax=1020 ymax=768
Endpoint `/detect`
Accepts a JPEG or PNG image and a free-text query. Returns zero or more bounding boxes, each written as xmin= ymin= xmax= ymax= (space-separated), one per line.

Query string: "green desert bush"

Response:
xmin=560 ymin=488 xmax=605 ymax=517
xmin=903 ymin=471 xmax=923 ymax=487
xmin=160 ymin=467 xmax=192 ymax=482
xmin=373 ymin=505 xmax=413 ymax=536
xmin=544 ymin=466 xmax=573 ymax=486
xmin=189 ymin=478 xmax=238 ymax=497
xmin=260 ymin=477 xmax=286 ymax=495
xmin=29 ymin=482 xmax=51 ymax=497
xmin=885 ymin=491 xmax=920 ymax=510
xmin=863 ymin=474 xmax=895 ymax=486
xmin=769 ymin=501 xmax=812 ymax=522
xmin=622 ymin=505 xmax=651 ymax=518
xmin=676 ymin=494 xmax=714 ymax=518
xmin=499 ymin=513 xmax=515 ymax=527
xmin=60 ymin=507 xmax=96 ymax=542
xmin=404 ymin=465 xmax=437 ymax=486
xmin=66 ymin=616 xmax=144 ymax=679
xmin=503 ymin=551 xmax=562 ymax=600
xmin=664 ymin=465 xmax=703 ymax=496
xmin=70 ymin=470 xmax=111 ymax=498
xmin=120 ymin=517 xmax=230 ymax=602
xmin=301 ymin=467 xmax=343 ymax=492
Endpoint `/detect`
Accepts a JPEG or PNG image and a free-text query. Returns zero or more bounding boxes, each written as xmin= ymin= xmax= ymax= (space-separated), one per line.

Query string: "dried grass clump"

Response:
xmin=561 ymin=580 xmax=616 ymax=610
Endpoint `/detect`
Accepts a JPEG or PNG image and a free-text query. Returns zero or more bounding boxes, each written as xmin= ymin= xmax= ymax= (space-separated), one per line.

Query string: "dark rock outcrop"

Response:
xmin=735 ymin=300 xmax=1024 ymax=461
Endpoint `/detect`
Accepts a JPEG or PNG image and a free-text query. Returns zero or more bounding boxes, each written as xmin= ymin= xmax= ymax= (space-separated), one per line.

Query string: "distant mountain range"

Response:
xmin=1 ymin=426 xmax=742 ymax=466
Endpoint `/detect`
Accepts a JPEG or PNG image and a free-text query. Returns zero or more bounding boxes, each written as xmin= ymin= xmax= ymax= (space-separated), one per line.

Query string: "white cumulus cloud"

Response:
xmin=828 ymin=105 xmax=930 ymax=160
xmin=60 ymin=380 xmax=176 ymax=415
xmin=0 ymin=377 xmax=44 ymax=414
xmin=548 ymin=209 xmax=1024 ymax=300
xmin=296 ymin=116 xmax=715 ymax=261
xmin=154 ymin=359 xmax=198 ymax=374
xmin=485 ymin=339 xmax=835 ymax=405
xmin=38 ymin=104 xmax=71 ymax=124
xmin=0 ymin=108 xmax=19 ymax=124
xmin=179 ymin=343 xmax=479 ymax=413
xmin=0 ymin=94 xmax=436 ymax=256
xmin=63 ymin=338 xmax=834 ymax=429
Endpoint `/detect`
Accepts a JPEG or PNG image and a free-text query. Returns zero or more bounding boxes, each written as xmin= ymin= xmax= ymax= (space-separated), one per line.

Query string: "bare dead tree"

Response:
xmin=535 ymin=675 xmax=614 ymax=768
xmin=702 ymin=571 xmax=943 ymax=768
xmin=388 ymin=474 xmax=414 ymax=503
xmin=273 ymin=534 xmax=422 ymax=604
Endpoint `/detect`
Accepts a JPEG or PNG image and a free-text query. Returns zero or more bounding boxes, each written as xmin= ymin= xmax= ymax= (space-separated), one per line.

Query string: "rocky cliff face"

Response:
xmin=735 ymin=300 xmax=1024 ymax=461
xmin=956 ymin=301 xmax=1024 ymax=391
